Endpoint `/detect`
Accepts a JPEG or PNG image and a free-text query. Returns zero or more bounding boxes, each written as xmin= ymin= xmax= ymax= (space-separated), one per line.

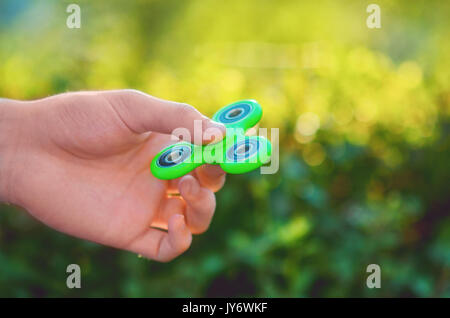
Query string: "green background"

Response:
xmin=0 ymin=0 xmax=449 ymax=297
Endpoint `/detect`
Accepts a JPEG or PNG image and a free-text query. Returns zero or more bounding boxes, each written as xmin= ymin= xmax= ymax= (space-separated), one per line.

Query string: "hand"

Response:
xmin=0 ymin=90 xmax=227 ymax=262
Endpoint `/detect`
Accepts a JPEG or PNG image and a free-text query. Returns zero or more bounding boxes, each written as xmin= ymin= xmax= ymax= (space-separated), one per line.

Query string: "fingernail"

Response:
xmin=183 ymin=182 xmax=192 ymax=194
xmin=188 ymin=179 xmax=200 ymax=197
xmin=204 ymin=120 xmax=226 ymax=143
xmin=207 ymin=120 xmax=226 ymax=130
xmin=169 ymin=214 xmax=185 ymax=231
xmin=176 ymin=214 xmax=185 ymax=223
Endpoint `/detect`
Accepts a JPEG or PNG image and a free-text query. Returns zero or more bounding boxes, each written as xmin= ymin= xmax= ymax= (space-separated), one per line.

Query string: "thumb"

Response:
xmin=105 ymin=89 xmax=225 ymax=145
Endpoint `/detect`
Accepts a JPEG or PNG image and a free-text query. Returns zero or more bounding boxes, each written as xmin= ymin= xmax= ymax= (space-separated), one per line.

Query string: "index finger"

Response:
xmin=104 ymin=89 xmax=225 ymax=144
xmin=194 ymin=164 xmax=226 ymax=193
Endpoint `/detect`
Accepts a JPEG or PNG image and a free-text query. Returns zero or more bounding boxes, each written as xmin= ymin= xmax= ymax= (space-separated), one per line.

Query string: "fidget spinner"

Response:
xmin=150 ymin=100 xmax=272 ymax=180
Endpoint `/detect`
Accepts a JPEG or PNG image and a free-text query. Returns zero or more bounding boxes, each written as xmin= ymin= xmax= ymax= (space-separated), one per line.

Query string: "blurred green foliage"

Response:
xmin=0 ymin=0 xmax=449 ymax=297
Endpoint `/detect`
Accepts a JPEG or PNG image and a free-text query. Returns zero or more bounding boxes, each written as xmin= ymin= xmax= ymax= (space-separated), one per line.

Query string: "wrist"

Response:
xmin=0 ymin=98 xmax=30 ymax=204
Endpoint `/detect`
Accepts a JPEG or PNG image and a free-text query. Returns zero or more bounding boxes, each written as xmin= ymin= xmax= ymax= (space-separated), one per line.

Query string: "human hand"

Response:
xmin=0 ymin=90 xmax=226 ymax=262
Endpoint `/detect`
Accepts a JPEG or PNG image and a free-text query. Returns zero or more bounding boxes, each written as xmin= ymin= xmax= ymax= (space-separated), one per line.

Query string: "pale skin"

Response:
xmin=0 ymin=90 xmax=227 ymax=262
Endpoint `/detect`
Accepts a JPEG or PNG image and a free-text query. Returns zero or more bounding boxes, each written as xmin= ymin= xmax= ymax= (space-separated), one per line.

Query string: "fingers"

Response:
xmin=167 ymin=165 xmax=225 ymax=194
xmin=126 ymin=214 xmax=192 ymax=262
xmin=104 ymin=89 xmax=225 ymax=145
xmin=152 ymin=196 xmax=185 ymax=230
xmin=178 ymin=175 xmax=216 ymax=234
xmin=195 ymin=165 xmax=226 ymax=192
xmin=167 ymin=177 xmax=185 ymax=194
xmin=166 ymin=171 xmax=196 ymax=194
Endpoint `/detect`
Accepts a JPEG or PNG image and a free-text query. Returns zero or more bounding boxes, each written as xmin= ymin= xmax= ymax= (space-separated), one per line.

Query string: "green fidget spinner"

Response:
xmin=150 ymin=100 xmax=272 ymax=180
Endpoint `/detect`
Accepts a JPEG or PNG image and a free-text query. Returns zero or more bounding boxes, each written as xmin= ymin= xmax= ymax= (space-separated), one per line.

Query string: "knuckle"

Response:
xmin=104 ymin=89 xmax=144 ymax=105
xmin=177 ymin=103 xmax=198 ymax=118
xmin=121 ymin=88 xmax=144 ymax=97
